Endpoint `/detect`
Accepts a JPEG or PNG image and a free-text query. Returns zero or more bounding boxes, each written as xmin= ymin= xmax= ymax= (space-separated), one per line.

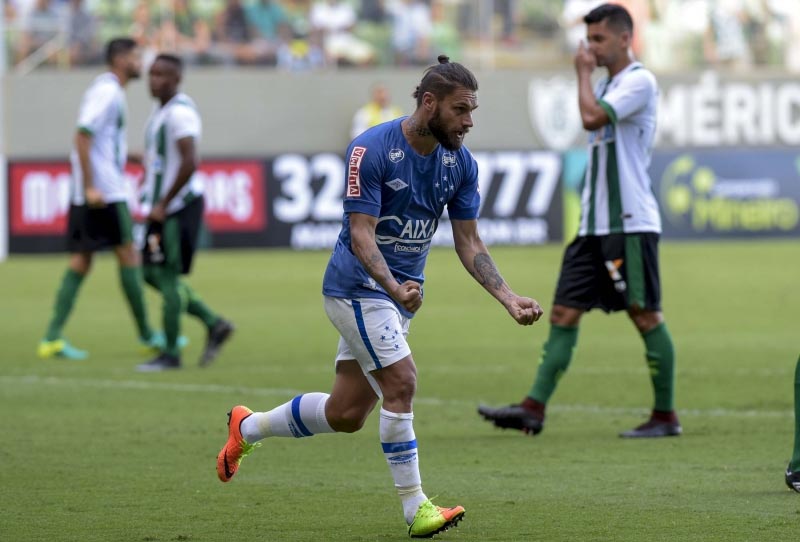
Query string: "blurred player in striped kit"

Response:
xmin=37 ymin=38 xmax=160 ymax=361
xmin=135 ymin=54 xmax=234 ymax=372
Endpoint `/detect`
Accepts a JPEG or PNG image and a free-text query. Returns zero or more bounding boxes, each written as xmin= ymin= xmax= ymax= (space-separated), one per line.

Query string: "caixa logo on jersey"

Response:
xmin=375 ymin=216 xmax=437 ymax=253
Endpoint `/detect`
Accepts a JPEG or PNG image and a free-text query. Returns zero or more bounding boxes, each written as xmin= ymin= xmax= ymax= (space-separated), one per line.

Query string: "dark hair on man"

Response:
xmin=413 ymin=54 xmax=478 ymax=107
xmin=105 ymin=37 xmax=137 ymax=65
xmin=154 ymin=53 xmax=184 ymax=73
xmin=584 ymin=3 xmax=634 ymax=34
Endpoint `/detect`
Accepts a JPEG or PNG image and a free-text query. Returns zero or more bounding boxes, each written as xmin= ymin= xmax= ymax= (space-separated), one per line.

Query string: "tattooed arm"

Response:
xmin=350 ymin=212 xmax=423 ymax=314
xmin=451 ymin=218 xmax=543 ymax=325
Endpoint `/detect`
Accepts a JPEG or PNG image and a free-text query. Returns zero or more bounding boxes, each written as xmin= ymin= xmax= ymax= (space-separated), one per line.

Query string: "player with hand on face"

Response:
xmin=479 ymin=3 xmax=681 ymax=439
xmin=216 ymin=55 xmax=544 ymax=538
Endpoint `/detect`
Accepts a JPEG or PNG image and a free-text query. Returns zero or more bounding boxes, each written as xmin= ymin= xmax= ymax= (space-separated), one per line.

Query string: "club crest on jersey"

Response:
xmin=347 ymin=146 xmax=366 ymax=197
xmin=388 ymin=148 xmax=404 ymax=163
xmin=441 ymin=152 xmax=456 ymax=167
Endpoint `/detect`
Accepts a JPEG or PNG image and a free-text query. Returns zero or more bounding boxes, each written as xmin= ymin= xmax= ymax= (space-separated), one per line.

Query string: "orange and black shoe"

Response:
xmin=216 ymin=405 xmax=259 ymax=482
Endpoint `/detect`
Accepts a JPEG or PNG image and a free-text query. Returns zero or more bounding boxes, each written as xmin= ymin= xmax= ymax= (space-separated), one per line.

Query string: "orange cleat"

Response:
xmin=216 ymin=405 xmax=258 ymax=482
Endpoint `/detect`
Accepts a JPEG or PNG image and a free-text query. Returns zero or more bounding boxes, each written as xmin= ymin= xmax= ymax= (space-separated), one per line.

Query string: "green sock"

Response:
xmin=160 ymin=270 xmax=184 ymax=357
xmin=180 ymin=282 xmax=218 ymax=329
xmin=791 ymin=356 xmax=800 ymax=471
xmin=529 ymin=325 xmax=579 ymax=403
xmin=642 ymin=322 xmax=676 ymax=412
xmin=45 ymin=269 xmax=86 ymax=341
xmin=119 ymin=266 xmax=153 ymax=341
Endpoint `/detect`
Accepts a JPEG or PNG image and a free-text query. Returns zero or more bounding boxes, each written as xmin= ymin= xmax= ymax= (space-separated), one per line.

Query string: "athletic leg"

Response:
xmin=115 ymin=242 xmax=154 ymax=342
xmin=38 ymin=252 xmax=92 ymax=359
xmin=619 ymin=309 xmax=681 ymax=438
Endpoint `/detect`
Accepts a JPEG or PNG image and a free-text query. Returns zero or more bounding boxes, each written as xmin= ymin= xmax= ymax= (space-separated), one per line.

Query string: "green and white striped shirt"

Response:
xmin=142 ymin=93 xmax=203 ymax=215
xmin=579 ymin=61 xmax=660 ymax=236
xmin=70 ymin=72 xmax=128 ymax=205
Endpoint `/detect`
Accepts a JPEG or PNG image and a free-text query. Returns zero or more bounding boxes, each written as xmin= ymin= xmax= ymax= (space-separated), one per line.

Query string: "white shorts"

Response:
xmin=324 ymin=296 xmax=411 ymax=377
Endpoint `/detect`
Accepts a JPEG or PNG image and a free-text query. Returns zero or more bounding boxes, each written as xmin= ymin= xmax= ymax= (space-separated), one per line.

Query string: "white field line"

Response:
xmin=0 ymin=374 xmax=792 ymax=419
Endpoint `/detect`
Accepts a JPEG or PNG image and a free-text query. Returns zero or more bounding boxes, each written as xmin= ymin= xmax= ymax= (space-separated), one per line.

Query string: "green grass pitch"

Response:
xmin=1 ymin=241 xmax=798 ymax=541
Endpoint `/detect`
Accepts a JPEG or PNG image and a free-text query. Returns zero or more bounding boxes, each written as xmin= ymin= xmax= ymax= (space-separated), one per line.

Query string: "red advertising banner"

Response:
xmin=9 ymin=160 xmax=266 ymax=235
xmin=196 ymin=161 xmax=267 ymax=232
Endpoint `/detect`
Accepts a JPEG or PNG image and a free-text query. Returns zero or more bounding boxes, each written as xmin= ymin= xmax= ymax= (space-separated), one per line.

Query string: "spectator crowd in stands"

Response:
xmin=5 ymin=0 xmax=800 ymax=73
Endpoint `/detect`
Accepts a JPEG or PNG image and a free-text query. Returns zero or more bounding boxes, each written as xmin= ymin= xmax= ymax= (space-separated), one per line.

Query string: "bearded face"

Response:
xmin=427 ymin=106 xmax=465 ymax=151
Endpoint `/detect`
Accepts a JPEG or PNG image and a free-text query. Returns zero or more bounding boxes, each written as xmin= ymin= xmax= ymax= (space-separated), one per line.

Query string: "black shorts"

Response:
xmin=66 ymin=202 xmax=134 ymax=253
xmin=142 ymin=196 xmax=204 ymax=275
xmin=553 ymin=233 xmax=662 ymax=313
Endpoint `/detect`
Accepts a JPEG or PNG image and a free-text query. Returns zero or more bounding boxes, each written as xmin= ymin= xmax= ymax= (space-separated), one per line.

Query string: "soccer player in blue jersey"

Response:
xmin=216 ymin=55 xmax=544 ymax=537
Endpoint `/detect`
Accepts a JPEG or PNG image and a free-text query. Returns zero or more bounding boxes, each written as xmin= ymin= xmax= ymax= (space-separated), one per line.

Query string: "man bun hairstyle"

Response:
xmin=413 ymin=54 xmax=478 ymax=107
xmin=584 ymin=3 xmax=633 ymax=34
xmin=106 ymin=37 xmax=137 ymax=65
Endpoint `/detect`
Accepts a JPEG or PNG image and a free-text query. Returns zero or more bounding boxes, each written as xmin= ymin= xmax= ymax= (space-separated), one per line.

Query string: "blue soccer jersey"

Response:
xmin=322 ymin=118 xmax=481 ymax=317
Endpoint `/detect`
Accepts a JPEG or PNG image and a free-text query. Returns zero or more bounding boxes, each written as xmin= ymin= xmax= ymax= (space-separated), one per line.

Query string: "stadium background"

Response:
xmin=5 ymin=0 xmax=800 ymax=254
xmin=3 ymin=2 xmax=800 ymax=541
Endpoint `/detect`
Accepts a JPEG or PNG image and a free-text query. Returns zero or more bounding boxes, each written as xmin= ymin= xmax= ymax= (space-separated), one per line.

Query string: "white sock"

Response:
xmin=379 ymin=408 xmax=427 ymax=524
xmin=240 ymin=392 xmax=334 ymax=443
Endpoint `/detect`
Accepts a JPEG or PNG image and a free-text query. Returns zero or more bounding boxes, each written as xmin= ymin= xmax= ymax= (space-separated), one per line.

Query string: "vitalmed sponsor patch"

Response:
xmin=347 ymin=146 xmax=366 ymax=197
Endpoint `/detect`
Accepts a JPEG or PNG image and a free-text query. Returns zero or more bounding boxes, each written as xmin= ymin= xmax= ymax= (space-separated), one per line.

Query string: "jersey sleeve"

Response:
xmin=342 ymin=142 xmax=383 ymax=217
xmin=446 ymin=151 xmax=481 ymax=220
xmin=168 ymin=105 xmax=202 ymax=141
xmin=76 ymin=82 xmax=117 ymax=134
xmin=598 ymin=70 xmax=656 ymax=124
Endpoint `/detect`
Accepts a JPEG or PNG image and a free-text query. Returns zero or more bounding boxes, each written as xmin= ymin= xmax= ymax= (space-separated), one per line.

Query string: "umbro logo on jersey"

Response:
xmin=442 ymin=152 xmax=456 ymax=167
xmin=386 ymin=178 xmax=408 ymax=191
xmin=388 ymin=148 xmax=404 ymax=163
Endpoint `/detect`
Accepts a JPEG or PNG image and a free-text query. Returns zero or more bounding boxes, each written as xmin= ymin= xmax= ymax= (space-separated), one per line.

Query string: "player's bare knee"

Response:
xmin=115 ymin=243 xmax=140 ymax=267
xmin=550 ymin=305 xmax=582 ymax=327
xmin=327 ymin=409 xmax=368 ymax=433
xmin=69 ymin=253 xmax=92 ymax=275
xmin=628 ymin=309 xmax=662 ymax=333
xmin=380 ymin=369 xmax=417 ymax=406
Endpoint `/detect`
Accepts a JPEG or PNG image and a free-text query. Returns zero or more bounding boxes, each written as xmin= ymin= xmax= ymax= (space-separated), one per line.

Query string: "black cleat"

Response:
xmin=619 ymin=417 xmax=682 ymax=438
xmin=478 ymin=404 xmax=544 ymax=435
xmin=136 ymin=352 xmax=181 ymax=372
xmin=199 ymin=318 xmax=235 ymax=367
xmin=786 ymin=466 xmax=800 ymax=493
